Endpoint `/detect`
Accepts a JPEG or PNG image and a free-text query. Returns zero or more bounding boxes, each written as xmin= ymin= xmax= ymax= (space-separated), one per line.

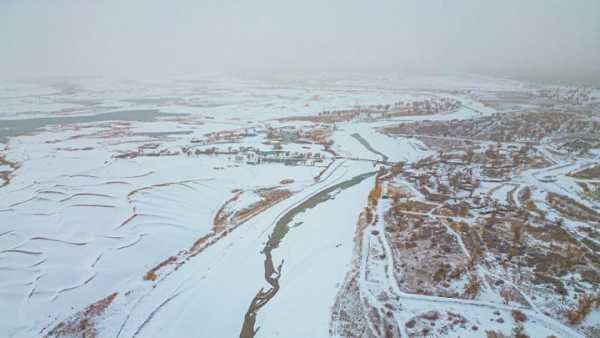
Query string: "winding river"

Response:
xmin=239 ymin=170 xmax=376 ymax=338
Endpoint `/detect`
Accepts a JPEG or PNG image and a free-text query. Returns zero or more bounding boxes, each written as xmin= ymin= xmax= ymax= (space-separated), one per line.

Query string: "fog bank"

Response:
xmin=1 ymin=0 xmax=599 ymax=84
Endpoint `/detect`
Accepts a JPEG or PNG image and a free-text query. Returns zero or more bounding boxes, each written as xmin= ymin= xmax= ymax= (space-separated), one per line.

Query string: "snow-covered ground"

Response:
xmin=0 ymin=75 xmax=598 ymax=338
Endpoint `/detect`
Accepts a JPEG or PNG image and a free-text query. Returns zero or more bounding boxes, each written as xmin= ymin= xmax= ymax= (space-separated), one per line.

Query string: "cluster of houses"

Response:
xmin=191 ymin=128 xmax=258 ymax=145
xmin=181 ymin=143 xmax=327 ymax=167
xmin=238 ymin=149 xmax=324 ymax=166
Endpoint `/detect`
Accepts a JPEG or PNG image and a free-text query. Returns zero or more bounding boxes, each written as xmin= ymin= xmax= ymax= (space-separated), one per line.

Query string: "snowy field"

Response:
xmin=0 ymin=75 xmax=599 ymax=338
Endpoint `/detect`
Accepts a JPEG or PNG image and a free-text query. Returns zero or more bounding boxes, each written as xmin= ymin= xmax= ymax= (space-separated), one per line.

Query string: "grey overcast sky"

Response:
xmin=1 ymin=0 xmax=599 ymax=82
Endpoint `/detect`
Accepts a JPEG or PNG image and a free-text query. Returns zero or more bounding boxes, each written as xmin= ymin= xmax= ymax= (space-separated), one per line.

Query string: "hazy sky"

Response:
xmin=1 ymin=0 xmax=599 ymax=82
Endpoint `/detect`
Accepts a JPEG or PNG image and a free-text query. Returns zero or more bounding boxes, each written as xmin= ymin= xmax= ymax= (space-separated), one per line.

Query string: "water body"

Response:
xmin=240 ymin=170 xmax=376 ymax=338
xmin=0 ymin=109 xmax=166 ymax=143
xmin=351 ymin=133 xmax=389 ymax=162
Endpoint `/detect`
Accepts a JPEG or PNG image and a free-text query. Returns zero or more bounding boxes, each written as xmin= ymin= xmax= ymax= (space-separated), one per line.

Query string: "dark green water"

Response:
xmin=351 ymin=133 xmax=389 ymax=162
xmin=240 ymin=170 xmax=376 ymax=338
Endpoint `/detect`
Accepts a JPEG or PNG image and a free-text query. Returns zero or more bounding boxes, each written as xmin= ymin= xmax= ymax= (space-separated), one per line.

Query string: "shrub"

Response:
xmin=464 ymin=275 xmax=481 ymax=299
xmin=566 ymin=293 xmax=599 ymax=324
xmin=511 ymin=222 xmax=525 ymax=243
xmin=143 ymin=270 xmax=157 ymax=281
xmin=511 ymin=310 xmax=527 ymax=322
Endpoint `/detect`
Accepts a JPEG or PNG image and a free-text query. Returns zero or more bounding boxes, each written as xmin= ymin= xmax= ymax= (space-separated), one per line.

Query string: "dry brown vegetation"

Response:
xmin=463 ymin=275 xmax=481 ymax=299
xmin=485 ymin=331 xmax=511 ymax=338
xmin=143 ymin=188 xmax=292 ymax=282
xmin=143 ymin=256 xmax=177 ymax=281
xmin=213 ymin=188 xmax=291 ymax=232
xmin=281 ymin=98 xmax=461 ymax=125
xmin=405 ymin=310 xmax=473 ymax=337
xmin=566 ymin=294 xmax=600 ymax=325
xmin=382 ymin=111 xmax=599 ymax=145
xmin=384 ymin=212 xmax=471 ymax=297
xmin=511 ymin=310 xmax=527 ymax=322
xmin=546 ymin=192 xmax=600 ymax=223
xmin=328 ymin=100 xmax=600 ymax=335
xmin=234 ymin=188 xmax=292 ymax=223
xmin=45 ymin=292 xmax=118 ymax=338
xmin=212 ymin=191 xmax=243 ymax=232
xmin=434 ymin=201 xmax=471 ymax=217
xmin=368 ymin=180 xmax=382 ymax=208
xmin=392 ymin=200 xmax=437 ymax=214
xmin=0 ymin=153 xmax=19 ymax=187
xmin=373 ymin=130 xmax=600 ymax=332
